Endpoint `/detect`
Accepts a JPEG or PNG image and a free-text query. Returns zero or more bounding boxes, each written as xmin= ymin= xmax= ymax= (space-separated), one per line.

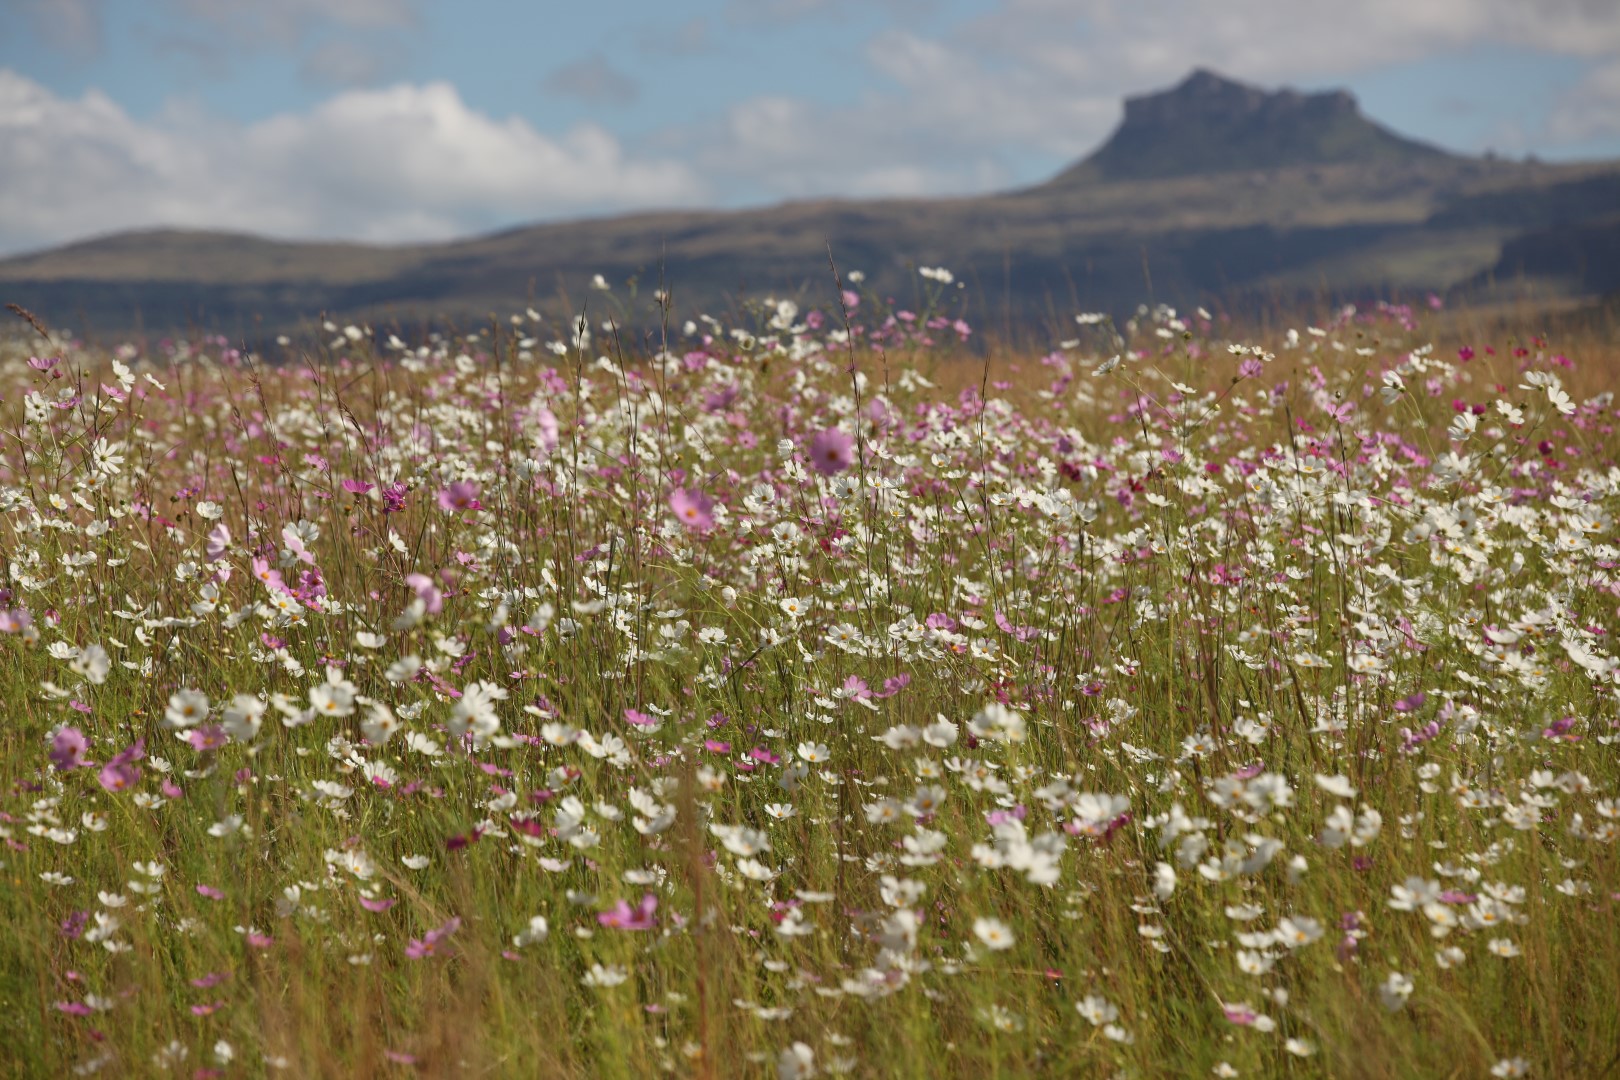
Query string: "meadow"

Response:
xmin=0 ymin=276 xmax=1616 ymax=1078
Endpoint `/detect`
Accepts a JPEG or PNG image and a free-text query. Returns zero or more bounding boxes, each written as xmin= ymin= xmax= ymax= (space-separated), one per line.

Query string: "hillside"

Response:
xmin=3 ymin=70 xmax=1618 ymax=336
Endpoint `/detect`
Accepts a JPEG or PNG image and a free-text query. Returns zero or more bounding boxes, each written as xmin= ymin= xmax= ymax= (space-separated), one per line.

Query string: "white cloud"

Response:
xmin=1545 ymin=60 xmax=1620 ymax=145
xmin=0 ymin=70 xmax=706 ymax=255
xmin=681 ymin=0 xmax=1620 ymax=203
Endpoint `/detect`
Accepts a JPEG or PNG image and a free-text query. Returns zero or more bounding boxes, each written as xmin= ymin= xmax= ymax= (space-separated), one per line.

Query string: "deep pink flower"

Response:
xmin=669 ymin=488 xmax=714 ymax=530
xmin=598 ymin=893 xmax=657 ymax=931
xmin=49 ymin=727 xmax=88 ymax=771
xmin=342 ymin=478 xmax=374 ymax=495
xmin=808 ymin=428 xmax=855 ymax=475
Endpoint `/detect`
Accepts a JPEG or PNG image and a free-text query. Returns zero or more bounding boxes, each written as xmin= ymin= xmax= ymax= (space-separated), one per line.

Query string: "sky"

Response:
xmin=3 ymin=0 xmax=1620 ymax=257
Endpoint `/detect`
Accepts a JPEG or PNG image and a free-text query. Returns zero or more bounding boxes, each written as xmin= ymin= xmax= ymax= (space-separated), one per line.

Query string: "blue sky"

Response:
xmin=3 ymin=0 xmax=1619 ymax=256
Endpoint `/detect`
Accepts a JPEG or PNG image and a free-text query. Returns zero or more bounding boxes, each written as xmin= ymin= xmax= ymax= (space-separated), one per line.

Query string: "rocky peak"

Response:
xmin=1048 ymin=68 xmax=1452 ymax=185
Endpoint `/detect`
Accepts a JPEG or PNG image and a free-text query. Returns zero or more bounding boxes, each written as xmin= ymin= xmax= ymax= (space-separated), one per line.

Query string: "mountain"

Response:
xmin=1051 ymin=69 xmax=1455 ymax=183
xmin=3 ymin=70 xmax=1618 ymax=338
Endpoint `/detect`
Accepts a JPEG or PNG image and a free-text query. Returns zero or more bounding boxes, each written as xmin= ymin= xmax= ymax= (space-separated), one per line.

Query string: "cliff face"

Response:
xmin=1048 ymin=69 xmax=1455 ymax=184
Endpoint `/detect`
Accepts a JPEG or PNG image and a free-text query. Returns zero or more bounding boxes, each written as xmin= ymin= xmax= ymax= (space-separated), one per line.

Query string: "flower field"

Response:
xmin=1 ymin=282 xmax=1617 ymax=1078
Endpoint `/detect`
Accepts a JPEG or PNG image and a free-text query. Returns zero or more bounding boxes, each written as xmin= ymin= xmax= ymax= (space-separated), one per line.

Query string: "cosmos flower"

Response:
xmin=669 ymin=488 xmax=714 ymax=530
xmin=808 ymin=428 xmax=855 ymax=475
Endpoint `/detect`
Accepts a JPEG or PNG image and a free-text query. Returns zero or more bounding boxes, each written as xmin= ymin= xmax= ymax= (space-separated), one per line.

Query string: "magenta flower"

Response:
xmin=437 ymin=481 xmax=481 ymax=513
xmin=405 ymin=916 xmax=462 ymax=959
xmin=97 ymin=739 xmax=145 ymax=793
xmin=381 ymin=482 xmax=409 ymax=513
xmin=598 ymin=893 xmax=657 ymax=931
xmin=49 ymin=727 xmax=88 ymax=771
xmin=341 ymin=478 xmax=374 ymax=495
xmin=808 ymin=427 xmax=855 ymax=475
xmin=669 ymin=488 xmax=714 ymax=530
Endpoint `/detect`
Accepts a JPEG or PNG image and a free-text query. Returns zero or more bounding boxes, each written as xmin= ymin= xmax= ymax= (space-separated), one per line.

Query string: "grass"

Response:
xmin=0 ymin=282 xmax=1616 ymax=1078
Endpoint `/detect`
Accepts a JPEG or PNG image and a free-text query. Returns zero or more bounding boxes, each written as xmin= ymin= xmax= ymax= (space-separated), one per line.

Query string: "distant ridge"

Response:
xmin=1049 ymin=69 xmax=1456 ymax=184
xmin=2 ymin=68 xmax=1617 ymax=333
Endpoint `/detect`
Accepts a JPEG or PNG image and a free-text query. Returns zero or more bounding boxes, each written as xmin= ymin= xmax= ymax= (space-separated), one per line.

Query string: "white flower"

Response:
xmin=1379 ymin=972 xmax=1414 ymax=1011
xmin=1313 ymin=774 xmax=1357 ymax=798
xmin=1076 ymin=994 xmax=1119 ymax=1027
xmin=221 ymin=695 xmax=266 ymax=743
xmin=164 ymin=689 xmax=210 ymax=729
xmin=1275 ymin=916 xmax=1323 ymax=948
xmin=969 ymin=702 xmax=1026 ymax=743
xmin=973 ymin=916 xmax=1015 ymax=951
xmin=69 ymin=643 xmax=112 ymax=684
xmin=360 ymin=703 xmax=399 ymax=745
xmin=797 ymin=742 xmax=831 ymax=763
xmin=513 ymin=915 xmax=549 ymax=947
xmin=581 ymin=963 xmax=628 ymax=988
xmin=777 ymin=1042 xmax=816 ymax=1080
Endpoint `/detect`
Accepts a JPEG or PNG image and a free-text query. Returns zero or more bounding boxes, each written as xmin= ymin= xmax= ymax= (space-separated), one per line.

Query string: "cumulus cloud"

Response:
xmin=1544 ymin=60 xmax=1620 ymax=146
xmin=0 ymin=70 xmax=706 ymax=255
xmin=678 ymin=0 xmax=1620 ymax=203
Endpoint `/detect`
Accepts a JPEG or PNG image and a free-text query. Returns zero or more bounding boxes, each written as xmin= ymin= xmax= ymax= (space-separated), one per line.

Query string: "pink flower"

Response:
xmin=437 ymin=481 xmax=481 ymax=513
xmin=250 ymin=557 xmax=288 ymax=595
xmin=196 ymin=884 xmax=224 ymax=901
xmin=342 ymin=478 xmax=374 ymax=495
xmin=404 ymin=572 xmax=444 ymax=615
xmin=205 ymin=523 xmax=231 ymax=562
xmin=185 ymin=724 xmax=229 ymax=752
xmin=808 ymin=428 xmax=855 ymax=475
xmin=598 ymin=893 xmax=657 ymax=931
xmin=359 ymin=896 xmax=398 ymax=913
xmin=97 ymin=739 xmax=145 ymax=792
xmin=49 ymin=727 xmax=88 ymax=771
xmin=669 ymin=488 xmax=714 ymax=530
xmin=0 ymin=607 xmax=31 ymax=633
xmin=405 ymin=916 xmax=461 ymax=959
